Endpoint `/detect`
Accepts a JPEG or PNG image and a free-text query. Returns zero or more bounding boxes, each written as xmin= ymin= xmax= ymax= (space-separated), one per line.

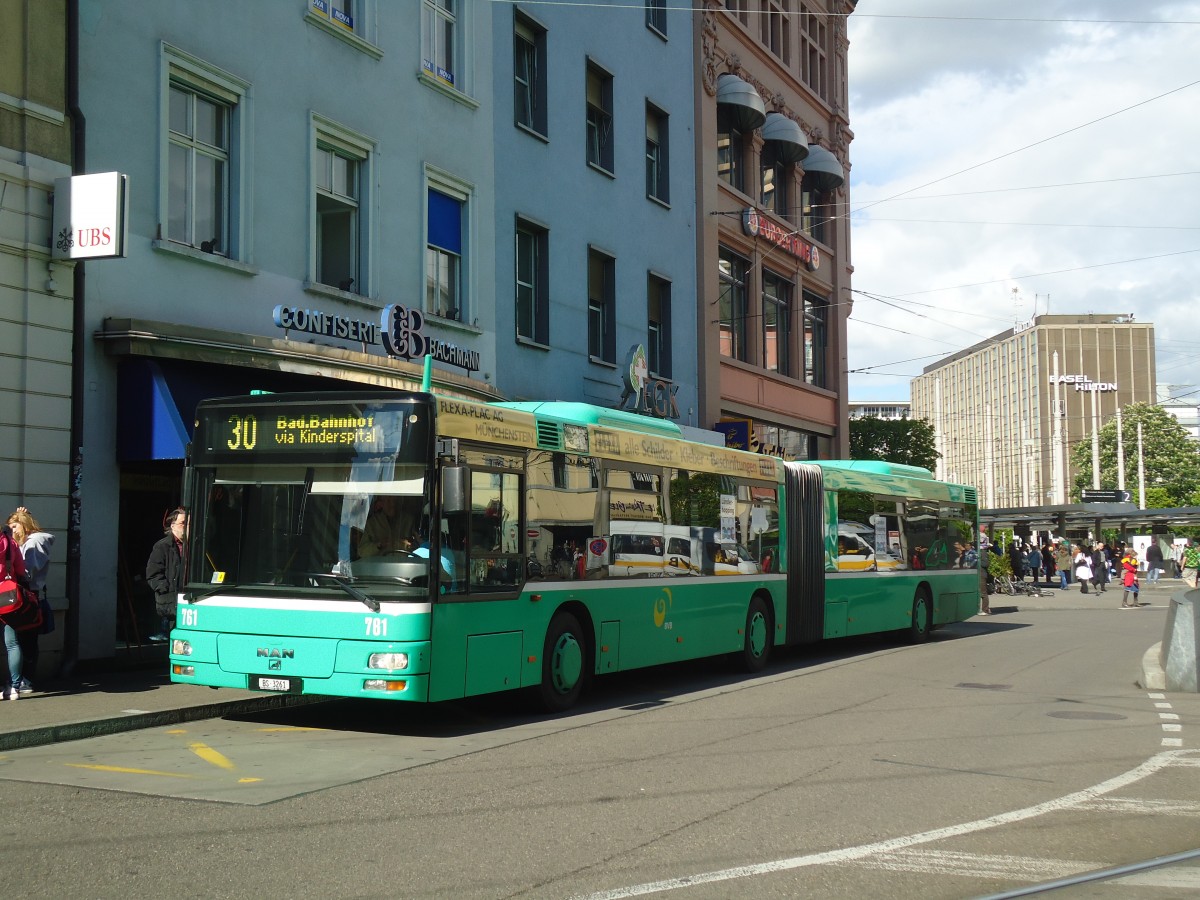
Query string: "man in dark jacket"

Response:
xmin=1091 ymin=541 xmax=1109 ymax=593
xmin=145 ymin=508 xmax=188 ymax=642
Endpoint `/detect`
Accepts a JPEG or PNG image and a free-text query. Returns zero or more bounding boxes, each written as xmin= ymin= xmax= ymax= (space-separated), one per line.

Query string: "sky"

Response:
xmin=844 ymin=1 xmax=1200 ymax=404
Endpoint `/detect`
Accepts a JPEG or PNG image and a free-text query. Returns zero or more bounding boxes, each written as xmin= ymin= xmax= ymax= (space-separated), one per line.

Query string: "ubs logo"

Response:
xmin=380 ymin=304 xmax=429 ymax=359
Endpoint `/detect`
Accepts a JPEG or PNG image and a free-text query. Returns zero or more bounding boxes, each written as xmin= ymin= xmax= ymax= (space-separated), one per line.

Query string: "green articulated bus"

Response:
xmin=169 ymin=389 xmax=980 ymax=711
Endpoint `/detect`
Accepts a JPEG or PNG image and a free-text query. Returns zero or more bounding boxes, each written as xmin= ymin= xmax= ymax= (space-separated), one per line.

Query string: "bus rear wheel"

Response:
xmin=537 ymin=611 xmax=587 ymax=712
xmin=741 ymin=595 xmax=773 ymax=672
xmin=909 ymin=588 xmax=932 ymax=644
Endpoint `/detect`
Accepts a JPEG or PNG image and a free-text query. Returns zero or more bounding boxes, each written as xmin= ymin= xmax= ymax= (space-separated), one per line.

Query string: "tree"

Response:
xmin=849 ymin=415 xmax=940 ymax=471
xmin=1069 ymin=402 xmax=1200 ymax=506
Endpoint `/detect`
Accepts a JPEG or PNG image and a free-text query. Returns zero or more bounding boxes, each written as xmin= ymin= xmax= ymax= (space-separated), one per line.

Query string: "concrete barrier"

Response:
xmin=1160 ymin=587 xmax=1200 ymax=692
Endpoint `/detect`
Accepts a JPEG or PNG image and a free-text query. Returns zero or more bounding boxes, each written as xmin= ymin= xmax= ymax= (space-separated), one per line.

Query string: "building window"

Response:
xmin=718 ymin=247 xmax=749 ymax=362
xmin=162 ymin=48 xmax=248 ymax=261
xmin=799 ymin=3 xmax=827 ymax=101
xmin=717 ymin=125 xmax=744 ymax=193
xmin=168 ymin=84 xmax=230 ymax=255
xmin=760 ymin=143 xmax=790 ymax=220
xmin=422 ymin=0 xmax=457 ymax=86
xmin=427 ymin=187 xmax=465 ymax=320
xmin=313 ymin=119 xmax=372 ymax=294
xmin=648 ymin=274 xmax=671 ymax=378
xmin=762 ymin=0 xmax=790 ymax=63
xmin=514 ymin=14 xmax=547 ymax=135
xmin=725 ymin=0 xmax=749 ymax=26
xmin=646 ymin=103 xmax=669 ymax=203
xmin=306 ymin=0 xmax=378 ymax=50
xmin=803 ymin=289 xmax=828 ymax=387
xmin=646 ymin=0 xmax=667 ymax=35
xmin=586 ymin=62 xmax=614 ymax=173
xmin=801 ymin=178 xmax=831 ymax=244
xmin=516 ymin=218 xmax=549 ymax=344
xmin=588 ymin=247 xmax=615 ymax=362
xmin=762 ymin=270 xmax=792 ymax=376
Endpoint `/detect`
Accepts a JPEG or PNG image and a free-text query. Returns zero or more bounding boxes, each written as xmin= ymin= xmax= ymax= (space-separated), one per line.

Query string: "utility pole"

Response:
xmin=1116 ymin=407 xmax=1126 ymax=493
xmin=1090 ymin=389 xmax=1101 ymax=490
xmin=1137 ymin=422 xmax=1146 ymax=509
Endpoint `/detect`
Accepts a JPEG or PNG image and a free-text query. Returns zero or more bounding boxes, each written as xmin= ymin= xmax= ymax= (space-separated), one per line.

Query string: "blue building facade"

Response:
xmin=489 ymin=1 xmax=700 ymax=425
xmin=74 ymin=0 xmax=500 ymax=659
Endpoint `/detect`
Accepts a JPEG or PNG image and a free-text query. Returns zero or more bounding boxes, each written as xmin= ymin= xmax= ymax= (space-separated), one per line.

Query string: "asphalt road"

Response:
xmin=3 ymin=602 xmax=1197 ymax=899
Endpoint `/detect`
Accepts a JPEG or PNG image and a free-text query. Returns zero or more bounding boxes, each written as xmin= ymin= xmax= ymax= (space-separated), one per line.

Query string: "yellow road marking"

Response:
xmin=256 ymin=726 xmax=327 ymax=733
xmin=188 ymin=741 xmax=237 ymax=770
xmin=166 ymin=729 xmax=187 ymax=734
xmin=238 ymin=777 xmax=263 ymax=783
xmin=66 ymin=763 xmax=195 ymax=779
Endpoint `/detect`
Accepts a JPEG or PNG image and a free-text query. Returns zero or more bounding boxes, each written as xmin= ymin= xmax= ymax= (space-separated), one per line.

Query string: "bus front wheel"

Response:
xmin=538 ymin=611 xmax=587 ymax=712
xmin=909 ymin=588 xmax=933 ymax=644
xmin=741 ymin=595 xmax=773 ymax=672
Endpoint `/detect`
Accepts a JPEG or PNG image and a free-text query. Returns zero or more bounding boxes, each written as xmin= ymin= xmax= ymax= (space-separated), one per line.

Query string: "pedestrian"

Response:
xmin=145 ymin=507 xmax=188 ymax=643
xmin=1073 ymin=544 xmax=1093 ymax=594
xmin=1173 ymin=542 xmax=1186 ymax=579
xmin=1040 ymin=542 xmax=1056 ymax=585
xmin=0 ymin=524 xmax=27 ymax=700
xmin=1182 ymin=540 xmax=1200 ymax=589
xmin=1053 ymin=540 xmax=1072 ymax=590
xmin=1025 ymin=543 xmax=1042 ymax=583
xmin=1008 ymin=541 xmax=1025 ymax=583
xmin=1146 ymin=540 xmax=1164 ymax=584
xmin=1091 ymin=541 xmax=1109 ymax=593
xmin=6 ymin=507 xmax=53 ymax=694
xmin=1120 ymin=548 xmax=1140 ymax=608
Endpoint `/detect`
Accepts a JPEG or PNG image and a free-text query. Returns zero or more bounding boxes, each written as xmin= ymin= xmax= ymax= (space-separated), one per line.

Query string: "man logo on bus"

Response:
xmin=381 ymin=304 xmax=429 ymax=360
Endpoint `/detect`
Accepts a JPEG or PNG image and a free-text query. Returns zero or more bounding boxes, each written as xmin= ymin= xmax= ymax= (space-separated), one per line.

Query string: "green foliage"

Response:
xmin=669 ymin=471 xmax=721 ymax=526
xmin=1069 ymin=402 xmax=1200 ymax=507
xmin=849 ymin=415 xmax=940 ymax=471
xmin=986 ymin=550 xmax=1012 ymax=580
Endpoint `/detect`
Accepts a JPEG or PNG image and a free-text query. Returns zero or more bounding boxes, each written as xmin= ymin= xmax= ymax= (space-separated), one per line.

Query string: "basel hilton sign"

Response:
xmin=1048 ymin=374 xmax=1118 ymax=393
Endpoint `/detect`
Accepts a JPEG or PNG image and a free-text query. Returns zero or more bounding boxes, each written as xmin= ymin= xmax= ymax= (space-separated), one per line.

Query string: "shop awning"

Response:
xmin=802 ymin=144 xmax=845 ymax=191
xmin=761 ymin=113 xmax=809 ymax=164
xmin=716 ymin=73 xmax=766 ymax=132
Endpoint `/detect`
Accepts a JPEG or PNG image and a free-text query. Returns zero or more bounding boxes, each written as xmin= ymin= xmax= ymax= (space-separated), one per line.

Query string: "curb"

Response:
xmin=0 ymin=693 xmax=326 ymax=753
xmin=1139 ymin=641 xmax=1166 ymax=691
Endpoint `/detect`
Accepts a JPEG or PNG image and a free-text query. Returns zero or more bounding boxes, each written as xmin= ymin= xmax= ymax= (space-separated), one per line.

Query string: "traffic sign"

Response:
xmin=1081 ymin=489 xmax=1132 ymax=503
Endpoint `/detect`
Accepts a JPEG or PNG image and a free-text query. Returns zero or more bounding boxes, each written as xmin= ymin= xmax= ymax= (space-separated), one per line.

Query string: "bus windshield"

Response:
xmin=188 ymin=395 xmax=438 ymax=599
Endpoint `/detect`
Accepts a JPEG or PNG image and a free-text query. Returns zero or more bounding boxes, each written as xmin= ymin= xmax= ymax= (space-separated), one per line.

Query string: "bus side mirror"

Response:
xmin=442 ymin=465 xmax=469 ymax=514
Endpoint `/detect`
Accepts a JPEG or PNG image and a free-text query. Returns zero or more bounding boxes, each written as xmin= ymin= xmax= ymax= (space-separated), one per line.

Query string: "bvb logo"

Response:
xmin=653 ymin=587 xmax=673 ymax=628
xmin=380 ymin=304 xmax=428 ymax=359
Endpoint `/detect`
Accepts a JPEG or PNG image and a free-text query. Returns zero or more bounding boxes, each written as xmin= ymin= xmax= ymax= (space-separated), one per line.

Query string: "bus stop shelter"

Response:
xmin=980 ymin=503 xmax=1200 ymax=540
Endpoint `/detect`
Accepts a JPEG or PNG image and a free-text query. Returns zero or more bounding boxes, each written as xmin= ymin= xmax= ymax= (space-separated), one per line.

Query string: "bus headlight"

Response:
xmin=368 ymin=652 xmax=409 ymax=671
xmin=171 ymin=640 xmax=193 ymax=656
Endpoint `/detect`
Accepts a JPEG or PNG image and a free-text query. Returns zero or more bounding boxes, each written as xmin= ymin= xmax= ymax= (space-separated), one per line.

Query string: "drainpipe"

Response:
xmin=60 ymin=0 xmax=84 ymax=676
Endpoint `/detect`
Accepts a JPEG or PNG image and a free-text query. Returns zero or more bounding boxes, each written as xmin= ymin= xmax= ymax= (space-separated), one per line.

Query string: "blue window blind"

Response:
xmin=428 ymin=189 xmax=462 ymax=253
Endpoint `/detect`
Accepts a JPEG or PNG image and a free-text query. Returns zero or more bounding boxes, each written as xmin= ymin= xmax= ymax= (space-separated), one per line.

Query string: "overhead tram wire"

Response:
xmin=850 ymin=171 xmax=1200 ymax=206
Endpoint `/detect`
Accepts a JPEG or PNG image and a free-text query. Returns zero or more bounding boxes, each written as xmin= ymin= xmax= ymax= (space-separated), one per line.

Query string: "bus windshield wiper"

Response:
xmin=186 ymin=583 xmax=239 ymax=603
xmin=310 ymin=572 xmax=381 ymax=612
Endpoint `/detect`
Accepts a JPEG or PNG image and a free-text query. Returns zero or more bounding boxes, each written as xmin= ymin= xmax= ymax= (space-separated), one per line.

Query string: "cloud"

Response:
xmin=846 ymin=1 xmax=1200 ymax=402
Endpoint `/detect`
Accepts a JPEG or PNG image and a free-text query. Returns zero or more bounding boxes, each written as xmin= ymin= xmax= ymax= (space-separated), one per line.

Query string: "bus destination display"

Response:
xmin=201 ymin=407 xmax=391 ymax=456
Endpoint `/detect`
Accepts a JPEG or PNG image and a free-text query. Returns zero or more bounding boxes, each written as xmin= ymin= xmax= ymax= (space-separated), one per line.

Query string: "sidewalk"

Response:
xmin=0 ymin=649 xmax=320 ymax=752
xmin=985 ymin=574 xmax=1187 ymax=612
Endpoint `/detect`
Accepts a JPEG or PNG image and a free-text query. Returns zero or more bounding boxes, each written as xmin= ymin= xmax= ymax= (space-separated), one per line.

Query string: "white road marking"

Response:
xmin=1149 ymin=693 xmax=1166 ymax=699
xmin=1080 ymin=798 xmax=1200 ymax=816
xmin=1163 ymin=724 xmax=1183 ymax=732
xmin=574 ymin=750 xmax=1197 ymax=900
xmin=1164 ymin=738 xmax=1184 ymax=746
xmin=1160 ymin=713 xmax=1180 ymax=720
xmin=844 ymin=849 xmax=1096 ymax=881
xmin=1155 ymin=702 xmax=1173 ymax=709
